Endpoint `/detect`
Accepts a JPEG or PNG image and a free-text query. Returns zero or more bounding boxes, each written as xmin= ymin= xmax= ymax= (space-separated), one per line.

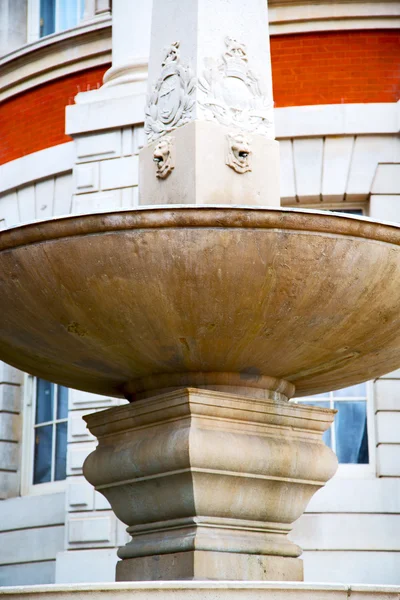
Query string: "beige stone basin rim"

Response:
xmin=1 ymin=205 xmax=400 ymax=251
xmin=1 ymin=205 xmax=400 ymax=400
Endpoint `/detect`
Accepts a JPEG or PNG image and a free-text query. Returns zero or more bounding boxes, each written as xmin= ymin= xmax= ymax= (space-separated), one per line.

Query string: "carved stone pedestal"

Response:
xmin=83 ymin=387 xmax=337 ymax=581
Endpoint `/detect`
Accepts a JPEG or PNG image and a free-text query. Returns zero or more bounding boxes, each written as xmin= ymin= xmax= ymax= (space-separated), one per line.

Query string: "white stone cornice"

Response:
xmin=0 ymin=18 xmax=111 ymax=102
xmin=0 ymin=143 xmax=74 ymax=195
xmin=269 ymin=0 xmax=400 ymax=35
xmin=275 ymin=102 xmax=400 ymax=139
xmin=65 ymin=92 xmax=146 ymax=135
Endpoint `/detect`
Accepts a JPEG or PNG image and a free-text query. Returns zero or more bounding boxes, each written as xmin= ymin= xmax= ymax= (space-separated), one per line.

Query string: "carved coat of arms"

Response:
xmin=145 ymin=42 xmax=196 ymax=142
xmin=199 ymin=37 xmax=273 ymax=137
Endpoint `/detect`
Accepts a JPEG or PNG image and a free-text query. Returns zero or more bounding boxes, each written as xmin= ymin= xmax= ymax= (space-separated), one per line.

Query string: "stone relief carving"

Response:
xmin=226 ymin=132 xmax=252 ymax=174
xmin=153 ymin=135 xmax=175 ymax=179
xmin=145 ymin=42 xmax=196 ymax=142
xmin=199 ymin=37 xmax=273 ymax=136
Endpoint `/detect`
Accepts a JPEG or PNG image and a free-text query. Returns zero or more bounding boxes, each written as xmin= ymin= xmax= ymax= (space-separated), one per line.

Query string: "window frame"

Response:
xmin=21 ymin=374 xmax=68 ymax=496
xmin=27 ymin=0 xmax=85 ymax=43
xmin=293 ymin=380 xmax=376 ymax=479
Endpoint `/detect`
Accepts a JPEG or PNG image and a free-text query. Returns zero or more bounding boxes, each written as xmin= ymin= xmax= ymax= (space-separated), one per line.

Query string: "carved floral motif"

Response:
xmin=145 ymin=42 xmax=196 ymax=142
xmin=199 ymin=37 xmax=273 ymax=136
xmin=153 ymin=135 xmax=175 ymax=179
xmin=226 ymin=132 xmax=252 ymax=174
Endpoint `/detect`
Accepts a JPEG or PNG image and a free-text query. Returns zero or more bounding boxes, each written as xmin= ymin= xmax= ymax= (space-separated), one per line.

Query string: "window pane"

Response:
xmin=58 ymin=0 xmax=79 ymax=31
xmin=36 ymin=379 xmax=54 ymax=424
xmin=55 ymin=422 xmax=68 ymax=481
xmin=334 ymin=401 xmax=369 ymax=464
xmin=333 ymin=383 xmax=367 ymax=398
xmin=297 ymin=400 xmax=332 ymax=448
xmin=33 ymin=424 xmax=53 ymax=484
xmin=40 ymin=0 xmax=56 ymax=37
xmin=57 ymin=386 xmax=69 ymax=420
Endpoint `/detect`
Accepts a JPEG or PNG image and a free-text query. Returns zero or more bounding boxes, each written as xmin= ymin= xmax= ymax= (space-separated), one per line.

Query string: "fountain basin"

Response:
xmin=0 ymin=205 xmax=399 ymax=399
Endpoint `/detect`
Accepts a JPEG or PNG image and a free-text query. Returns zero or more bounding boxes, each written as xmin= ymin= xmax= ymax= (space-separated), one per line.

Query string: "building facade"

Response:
xmin=0 ymin=0 xmax=400 ymax=588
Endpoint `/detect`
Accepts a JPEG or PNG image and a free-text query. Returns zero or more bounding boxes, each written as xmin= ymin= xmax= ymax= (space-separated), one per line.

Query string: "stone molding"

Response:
xmin=1 ymin=582 xmax=400 ymax=599
xmin=275 ymin=102 xmax=400 ymax=139
xmin=269 ymin=1 xmax=400 ymax=35
xmin=102 ymin=58 xmax=148 ymax=88
xmin=0 ymin=143 xmax=74 ymax=196
xmin=0 ymin=18 xmax=111 ymax=102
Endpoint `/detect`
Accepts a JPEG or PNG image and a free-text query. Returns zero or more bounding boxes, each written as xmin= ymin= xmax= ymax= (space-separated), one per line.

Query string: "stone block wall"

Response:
xmin=0 ymin=362 xmax=22 ymax=499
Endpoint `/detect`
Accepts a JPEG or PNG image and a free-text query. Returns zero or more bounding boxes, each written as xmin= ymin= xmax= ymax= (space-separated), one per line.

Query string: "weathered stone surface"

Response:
xmin=116 ymin=552 xmax=303 ymax=581
xmin=139 ymin=121 xmax=280 ymax=207
xmin=83 ymin=387 xmax=337 ymax=581
xmin=0 ymin=207 xmax=400 ymax=398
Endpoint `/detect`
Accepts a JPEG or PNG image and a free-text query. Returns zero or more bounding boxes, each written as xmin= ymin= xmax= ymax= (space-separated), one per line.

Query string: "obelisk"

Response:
xmin=139 ymin=0 xmax=280 ymax=207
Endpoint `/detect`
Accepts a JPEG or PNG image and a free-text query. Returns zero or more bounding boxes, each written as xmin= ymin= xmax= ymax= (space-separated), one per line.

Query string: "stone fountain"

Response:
xmin=1 ymin=0 xmax=400 ymax=585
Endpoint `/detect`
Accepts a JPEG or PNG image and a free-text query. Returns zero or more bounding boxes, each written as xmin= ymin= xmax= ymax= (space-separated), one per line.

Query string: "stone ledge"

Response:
xmin=1 ymin=582 xmax=400 ymax=599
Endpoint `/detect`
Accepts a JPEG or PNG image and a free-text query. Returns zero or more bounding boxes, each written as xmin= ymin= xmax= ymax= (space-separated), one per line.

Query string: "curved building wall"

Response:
xmin=1 ymin=30 xmax=399 ymax=165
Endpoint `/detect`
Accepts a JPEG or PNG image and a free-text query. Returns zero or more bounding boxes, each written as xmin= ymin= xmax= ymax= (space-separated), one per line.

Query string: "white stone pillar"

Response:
xmin=139 ymin=0 xmax=280 ymax=207
xmin=102 ymin=0 xmax=153 ymax=92
xmin=147 ymin=0 xmax=274 ymax=124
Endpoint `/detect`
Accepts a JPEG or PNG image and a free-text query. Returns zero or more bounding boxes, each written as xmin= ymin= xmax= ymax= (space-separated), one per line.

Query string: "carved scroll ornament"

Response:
xmin=199 ymin=37 xmax=273 ymax=137
xmin=145 ymin=42 xmax=196 ymax=142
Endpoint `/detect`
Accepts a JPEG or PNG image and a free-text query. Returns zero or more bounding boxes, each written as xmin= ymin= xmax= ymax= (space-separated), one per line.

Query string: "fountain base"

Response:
xmin=116 ymin=551 xmax=303 ymax=582
xmin=83 ymin=387 xmax=337 ymax=582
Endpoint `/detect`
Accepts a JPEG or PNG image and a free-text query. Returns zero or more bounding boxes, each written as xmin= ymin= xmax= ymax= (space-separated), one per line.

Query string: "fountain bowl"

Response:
xmin=0 ymin=206 xmax=399 ymax=399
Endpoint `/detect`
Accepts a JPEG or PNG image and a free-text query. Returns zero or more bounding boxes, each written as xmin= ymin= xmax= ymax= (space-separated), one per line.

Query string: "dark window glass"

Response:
xmin=333 ymin=209 xmax=364 ymax=216
xmin=57 ymin=386 xmax=69 ymax=419
xmin=35 ymin=379 xmax=54 ymax=424
xmin=55 ymin=422 xmax=68 ymax=481
xmin=33 ymin=425 xmax=53 ymax=484
xmin=334 ymin=401 xmax=369 ymax=464
xmin=33 ymin=379 xmax=68 ymax=485
xmin=40 ymin=0 xmax=56 ymax=37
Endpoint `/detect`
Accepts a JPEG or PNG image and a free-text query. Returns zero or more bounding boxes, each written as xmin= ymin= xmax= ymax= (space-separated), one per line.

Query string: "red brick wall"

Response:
xmin=1 ymin=30 xmax=399 ymax=165
xmin=0 ymin=66 xmax=109 ymax=165
xmin=271 ymin=30 xmax=400 ymax=107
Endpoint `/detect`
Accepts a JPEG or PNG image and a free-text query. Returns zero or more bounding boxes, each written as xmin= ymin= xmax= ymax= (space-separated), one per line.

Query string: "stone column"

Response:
xmin=139 ymin=0 xmax=279 ymax=207
xmin=102 ymin=0 xmax=152 ymax=92
xmin=0 ymin=0 xmax=27 ymax=56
